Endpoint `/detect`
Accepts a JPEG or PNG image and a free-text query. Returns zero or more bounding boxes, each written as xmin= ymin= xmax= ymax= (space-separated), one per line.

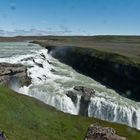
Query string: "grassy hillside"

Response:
xmin=0 ymin=86 xmax=140 ymax=140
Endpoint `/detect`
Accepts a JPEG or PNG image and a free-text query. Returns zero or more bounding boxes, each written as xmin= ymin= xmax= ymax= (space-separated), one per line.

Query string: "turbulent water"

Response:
xmin=0 ymin=42 xmax=140 ymax=130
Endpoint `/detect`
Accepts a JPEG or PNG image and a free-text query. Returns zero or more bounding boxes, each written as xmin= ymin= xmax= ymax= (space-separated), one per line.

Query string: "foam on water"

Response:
xmin=0 ymin=42 xmax=140 ymax=130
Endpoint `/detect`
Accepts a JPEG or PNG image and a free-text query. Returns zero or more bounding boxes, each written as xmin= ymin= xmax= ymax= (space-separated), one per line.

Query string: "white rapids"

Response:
xmin=0 ymin=42 xmax=140 ymax=130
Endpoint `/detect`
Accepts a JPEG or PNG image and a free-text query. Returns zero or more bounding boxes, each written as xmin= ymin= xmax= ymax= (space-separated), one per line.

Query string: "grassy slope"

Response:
xmin=0 ymin=86 xmax=140 ymax=140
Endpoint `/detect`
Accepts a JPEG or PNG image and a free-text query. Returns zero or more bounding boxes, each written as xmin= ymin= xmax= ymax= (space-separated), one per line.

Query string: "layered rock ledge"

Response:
xmin=0 ymin=63 xmax=31 ymax=86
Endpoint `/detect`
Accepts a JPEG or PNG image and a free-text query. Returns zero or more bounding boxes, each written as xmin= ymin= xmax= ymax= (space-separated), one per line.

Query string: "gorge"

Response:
xmin=0 ymin=41 xmax=140 ymax=132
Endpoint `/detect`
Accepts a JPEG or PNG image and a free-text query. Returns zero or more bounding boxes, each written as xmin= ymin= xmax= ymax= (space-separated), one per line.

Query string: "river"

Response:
xmin=0 ymin=42 xmax=140 ymax=130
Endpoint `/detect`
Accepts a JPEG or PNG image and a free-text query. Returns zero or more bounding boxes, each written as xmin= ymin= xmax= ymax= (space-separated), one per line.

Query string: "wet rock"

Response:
xmin=66 ymin=86 xmax=95 ymax=116
xmin=33 ymin=59 xmax=43 ymax=68
xmin=50 ymin=69 xmax=56 ymax=73
xmin=0 ymin=63 xmax=31 ymax=86
xmin=47 ymin=60 xmax=53 ymax=65
xmin=85 ymin=124 xmax=127 ymax=140
xmin=40 ymin=53 xmax=46 ymax=60
xmin=66 ymin=91 xmax=78 ymax=105
xmin=21 ymin=57 xmax=33 ymax=62
xmin=37 ymin=77 xmax=42 ymax=80
xmin=43 ymin=75 xmax=47 ymax=78
xmin=74 ymin=86 xmax=95 ymax=101
xmin=74 ymin=86 xmax=95 ymax=116
xmin=0 ymin=131 xmax=7 ymax=140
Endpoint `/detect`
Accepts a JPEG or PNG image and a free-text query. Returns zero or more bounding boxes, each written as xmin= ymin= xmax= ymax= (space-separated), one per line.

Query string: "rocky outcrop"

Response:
xmin=66 ymin=86 xmax=95 ymax=116
xmin=0 ymin=63 xmax=31 ymax=86
xmin=85 ymin=124 xmax=127 ymax=140
xmin=0 ymin=131 xmax=7 ymax=140
xmin=76 ymin=86 xmax=94 ymax=116
xmin=74 ymin=86 xmax=95 ymax=101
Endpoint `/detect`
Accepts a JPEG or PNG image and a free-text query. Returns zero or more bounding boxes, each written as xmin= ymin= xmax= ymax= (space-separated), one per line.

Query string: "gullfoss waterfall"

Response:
xmin=0 ymin=42 xmax=140 ymax=130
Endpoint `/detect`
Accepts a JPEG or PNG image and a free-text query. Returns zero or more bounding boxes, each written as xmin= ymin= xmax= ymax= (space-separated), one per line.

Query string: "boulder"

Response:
xmin=85 ymin=124 xmax=127 ymax=140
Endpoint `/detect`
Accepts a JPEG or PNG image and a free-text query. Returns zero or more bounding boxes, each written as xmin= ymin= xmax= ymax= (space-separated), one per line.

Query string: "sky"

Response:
xmin=0 ymin=0 xmax=140 ymax=36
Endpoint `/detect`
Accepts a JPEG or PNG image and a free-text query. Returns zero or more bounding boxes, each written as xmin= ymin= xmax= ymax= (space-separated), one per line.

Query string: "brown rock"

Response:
xmin=85 ymin=124 xmax=127 ymax=140
xmin=0 ymin=63 xmax=31 ymax=86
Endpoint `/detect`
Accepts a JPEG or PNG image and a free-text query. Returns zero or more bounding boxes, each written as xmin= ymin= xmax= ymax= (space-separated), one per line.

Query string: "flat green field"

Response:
xmin=32 ymin=36 xmax=140 ymax=65
xmin=0 ymin=86 xmax=140 ymax=140
xmin=0 ymin=35 xmax=140 ymax=64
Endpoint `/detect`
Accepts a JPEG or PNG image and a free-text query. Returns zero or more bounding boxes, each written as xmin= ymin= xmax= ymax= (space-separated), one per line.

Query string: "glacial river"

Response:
xmin=0 ymin=42 xmax=140 ymax=130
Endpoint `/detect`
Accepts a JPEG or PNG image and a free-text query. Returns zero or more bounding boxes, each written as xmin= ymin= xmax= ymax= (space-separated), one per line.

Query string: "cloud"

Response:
xmin=0 ymin=28 xmax=73 ymax=36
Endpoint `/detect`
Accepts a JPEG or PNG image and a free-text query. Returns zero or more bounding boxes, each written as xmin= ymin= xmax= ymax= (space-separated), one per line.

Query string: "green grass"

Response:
xmin=0 ymin=86 xmax=140 ymax=140
xmin=73 ymin=47 xmax=136 ymax=66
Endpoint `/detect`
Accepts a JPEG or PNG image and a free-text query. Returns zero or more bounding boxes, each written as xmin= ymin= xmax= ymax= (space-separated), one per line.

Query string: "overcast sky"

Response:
xmin=0 ymin=0 xmax=140 ymax=36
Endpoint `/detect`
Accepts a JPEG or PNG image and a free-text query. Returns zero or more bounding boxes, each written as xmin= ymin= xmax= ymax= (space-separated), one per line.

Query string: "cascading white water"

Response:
xmin=88 ymin=96 xmax=140 ymax=129
xmin=0 ymin=42 xmax=140 ymax=130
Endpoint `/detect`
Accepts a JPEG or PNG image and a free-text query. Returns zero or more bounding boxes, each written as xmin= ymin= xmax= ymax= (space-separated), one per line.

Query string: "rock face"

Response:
xmin=85 ymin=124 xmax=127 ymax=140
xmin=75 ymin=86 xmax=95 ymax=116
xmin=66 ymin=86 xmax=95 ymax=116
xmin=0 ymin=131 xmax=7 ymax=140
xmin=0 ymin=63 xmax=31 ymax=86
xmin=66 ymin=91 xmax=78 ymax=105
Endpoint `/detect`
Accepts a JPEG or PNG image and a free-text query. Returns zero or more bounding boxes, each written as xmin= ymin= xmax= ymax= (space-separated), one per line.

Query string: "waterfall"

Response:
xmin=88 ymin=96 xmax=140 ymax=129
xmin=0 ymin=42 xmax=140 ymax=130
